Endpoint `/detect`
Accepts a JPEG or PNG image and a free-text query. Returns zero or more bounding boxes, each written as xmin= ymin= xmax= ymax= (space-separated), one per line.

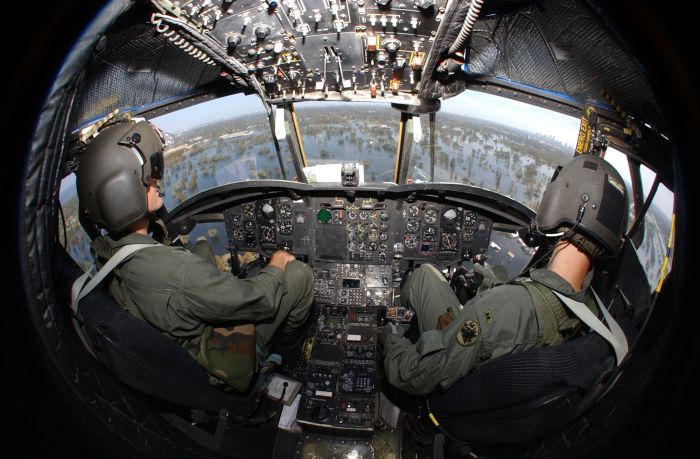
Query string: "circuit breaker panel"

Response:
xmin=153 ymin=0 xmax=449 ymax=103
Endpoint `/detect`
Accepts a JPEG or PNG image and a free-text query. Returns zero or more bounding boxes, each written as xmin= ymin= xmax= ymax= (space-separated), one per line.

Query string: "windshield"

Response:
xmin=407 ymin=90 xmax=581 ymax=209
xmin=151 ymin=93 xmax=284 ymax=209
xmin=294 ymin=102 xmax=399 ymax=183
xmin=57 ymin=89 xmax=597 ymax=271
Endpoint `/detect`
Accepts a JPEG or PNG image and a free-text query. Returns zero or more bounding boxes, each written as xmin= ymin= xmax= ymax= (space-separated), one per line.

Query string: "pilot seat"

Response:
xmin=396 ymin=252 xmax=642 ymax=456
xmin=58 ymin=246 xmax=268 ymax=421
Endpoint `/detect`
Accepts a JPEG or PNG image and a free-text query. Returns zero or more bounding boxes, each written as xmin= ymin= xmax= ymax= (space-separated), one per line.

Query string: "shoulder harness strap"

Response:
xmin=69 ymin=243 xmax=159 ymax=356
xmin=552 ymin=289 xmax=628 ymax=366
xmin=515 ymin=278 xmax=628 ymax=366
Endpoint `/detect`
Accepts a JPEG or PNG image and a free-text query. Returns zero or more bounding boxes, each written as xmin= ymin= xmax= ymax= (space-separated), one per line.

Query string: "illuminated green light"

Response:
xmin=317 ymin=208 xmax=332 ymax=223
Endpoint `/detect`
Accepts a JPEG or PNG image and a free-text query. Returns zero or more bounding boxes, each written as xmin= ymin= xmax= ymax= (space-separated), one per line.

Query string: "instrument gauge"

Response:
xmin=442 ymin=208 xmax=458 ymax=226
xmin=261 ymin=202 xmax=275 ymax=219
xmin=279 ymin=204 xmax=292 ymax=219
xmin=441 ymin=232 xmax=458 ymax=251
xmin=260 ymin=225 xmax=275 ymax=242
xmin=464 ymin=211 xmax=478 ymax=226
xmin=424 ymin=208 xmax=438 ymax=224
xmin=279 ymin=221 xmax=293 ymax=235
xmin=243 ymin=220 xmax=256 ymax=235
xmin=404 ymin=234 xmax=418 ymax=248
xmin=405 ymin=219 xmax=420 ymax=234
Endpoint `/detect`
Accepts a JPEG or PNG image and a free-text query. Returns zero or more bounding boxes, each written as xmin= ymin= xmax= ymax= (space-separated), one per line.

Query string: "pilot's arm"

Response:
xmin=169 ymin=248 xmax=289 ymax=324
xmin=382 ymin=286 xmax=539 ymax=396
xmin=183 ymin=253 xmax=286 ymax=322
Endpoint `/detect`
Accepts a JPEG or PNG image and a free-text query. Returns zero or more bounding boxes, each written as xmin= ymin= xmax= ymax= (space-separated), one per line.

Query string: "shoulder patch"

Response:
xmin=456 ymin=319 xmax=480 ymax=347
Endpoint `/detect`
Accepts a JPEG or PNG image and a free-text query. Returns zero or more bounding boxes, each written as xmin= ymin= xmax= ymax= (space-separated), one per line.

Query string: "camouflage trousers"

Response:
xmin=191 ymin=241 xmax=314 ymax=391
xmin=197 ymin=324 xmax=257 ymax=392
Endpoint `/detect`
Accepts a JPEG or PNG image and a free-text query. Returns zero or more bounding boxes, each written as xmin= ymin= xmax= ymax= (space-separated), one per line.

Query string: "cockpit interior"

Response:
xmin=14 ymin=0 xmax=694 ymax=458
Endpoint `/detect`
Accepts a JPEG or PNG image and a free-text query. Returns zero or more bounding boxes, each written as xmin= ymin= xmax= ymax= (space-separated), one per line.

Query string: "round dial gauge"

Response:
xmin=279 ymin=204 xmax=292 ymax=219
xmin=260 ymin=225 xmax=275 ymax=242
xmin=442 ymin=208 xmax=458 ymax=226
xmin=424 ymin=208 xmax=438 ymax=224
xmin=423 ymin=226 xmax=437 ymax=241
xmin=279 ymin=221 xmax=293 ymax=235
xmin=404 ymin=234 xmax=418 ymax=248
xmin=441 ymin=232 xmax=458 ymax=250
xmin=261 ymin=202 xmax=275 ymax=219
xmin=243 ymin=220 xmax=256 ymax=235
xmin=405 ymin=219 xmax=420 ymax=234
xmin=464 ymin=211 xmax=477 ymax=226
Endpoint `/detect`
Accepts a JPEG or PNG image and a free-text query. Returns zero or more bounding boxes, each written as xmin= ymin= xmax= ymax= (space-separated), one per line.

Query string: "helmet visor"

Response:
xmin=149 ymin=150 xmax=164 ymax=180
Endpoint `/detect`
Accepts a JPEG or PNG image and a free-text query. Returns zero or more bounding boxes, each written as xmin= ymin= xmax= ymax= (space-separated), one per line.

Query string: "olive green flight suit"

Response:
xmin=382 ymin=263 xmax=599 ymax=396
xmin=91 ymin=232 xmax=314 ymax=389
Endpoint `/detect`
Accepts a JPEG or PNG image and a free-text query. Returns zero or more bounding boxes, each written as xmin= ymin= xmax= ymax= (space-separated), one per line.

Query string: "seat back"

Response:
xmin=59 ymin=250 xmax=252 ymax=413
xmin=428 ymin=332 xmax=614 ymax=443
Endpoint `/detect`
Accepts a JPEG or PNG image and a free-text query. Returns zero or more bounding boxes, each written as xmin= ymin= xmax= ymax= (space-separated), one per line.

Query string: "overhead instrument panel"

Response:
xmin=153 ymin=0 xmax=449 ymax=103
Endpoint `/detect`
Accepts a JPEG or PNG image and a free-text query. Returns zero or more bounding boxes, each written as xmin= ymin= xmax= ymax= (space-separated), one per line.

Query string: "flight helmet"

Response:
xmin=536 ymin=154 xmax=629 ymax=258
xmin=77 ymin=120 xmax=165 ymax=234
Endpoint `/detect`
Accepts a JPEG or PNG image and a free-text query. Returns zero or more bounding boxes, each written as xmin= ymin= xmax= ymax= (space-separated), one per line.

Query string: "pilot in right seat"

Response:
xmin=76 ymin=120 xmax=314 ymax=392
xmin=383 ymin=155 xmax=629 ymax=395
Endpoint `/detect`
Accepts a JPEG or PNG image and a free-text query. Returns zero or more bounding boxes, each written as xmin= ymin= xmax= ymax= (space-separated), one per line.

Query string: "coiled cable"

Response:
xmin=448 ymin=0 xmax=484 ymax=55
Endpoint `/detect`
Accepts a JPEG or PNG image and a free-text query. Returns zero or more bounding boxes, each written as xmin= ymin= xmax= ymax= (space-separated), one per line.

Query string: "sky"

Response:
xmin=151 ymin=93 xmax=266 ymax=133
xmin=441 ymin=90 xmax=581 ymax=147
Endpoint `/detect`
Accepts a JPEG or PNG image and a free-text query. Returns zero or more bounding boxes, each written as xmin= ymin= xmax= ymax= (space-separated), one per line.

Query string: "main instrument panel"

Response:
xmin=221 ymin=193 xmax=493 ymax=433
xmin=223 ymin=196 xmax=493 ymax=265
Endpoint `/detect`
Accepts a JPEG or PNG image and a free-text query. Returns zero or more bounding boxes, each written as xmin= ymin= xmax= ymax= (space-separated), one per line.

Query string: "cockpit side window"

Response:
xmin=636 ymin=163 xmax=675 ymax=289
xmin=59 ymin=173 xmax=91 ymax=272
xmin=602 ymin=148 xmax=675 ymax=289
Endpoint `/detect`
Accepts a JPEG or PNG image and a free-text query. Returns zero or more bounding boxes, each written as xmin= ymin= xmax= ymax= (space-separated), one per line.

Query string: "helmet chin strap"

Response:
xmin=154 ymin=181 xmax=165 ymax=197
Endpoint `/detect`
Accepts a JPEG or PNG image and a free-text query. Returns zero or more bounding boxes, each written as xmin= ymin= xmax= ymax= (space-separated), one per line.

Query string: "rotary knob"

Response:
xmin=226 ymin=35 xmax=242 ymax=54
xmin=254 ymin=25 xmax=271 ymax=41
xmin=383 ymin=38 xmax=401 ymax=54
xmin=417 ymin=0 xmax=437 ymax=14
xmin=376 ymin=0 xmax=392 ymax=8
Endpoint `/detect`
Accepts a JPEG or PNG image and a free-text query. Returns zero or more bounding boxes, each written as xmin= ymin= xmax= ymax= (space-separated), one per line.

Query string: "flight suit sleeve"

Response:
xmin=382 ymin=285 xmax=539 ymax=396
xmin=179 ymin=252 xmax=285 ymax=324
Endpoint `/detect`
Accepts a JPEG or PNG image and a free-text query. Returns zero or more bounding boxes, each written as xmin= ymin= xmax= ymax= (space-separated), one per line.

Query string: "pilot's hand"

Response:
xmin=383 ymin=321 xmax=409 ymax=338
xmin=267 ymin=250 xmax=296 ymax=272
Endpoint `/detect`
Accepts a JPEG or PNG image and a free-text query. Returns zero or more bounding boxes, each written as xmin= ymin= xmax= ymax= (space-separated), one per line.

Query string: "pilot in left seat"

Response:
xmin=75 ymin=120 xmax=314 ymax=391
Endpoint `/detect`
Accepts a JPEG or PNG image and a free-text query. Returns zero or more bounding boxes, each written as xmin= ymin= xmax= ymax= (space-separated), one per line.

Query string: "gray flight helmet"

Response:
xmin=536 ymin=154 xmax=629 ymax=256
xmin=77 ymin=120 xmax=165 ymax=234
